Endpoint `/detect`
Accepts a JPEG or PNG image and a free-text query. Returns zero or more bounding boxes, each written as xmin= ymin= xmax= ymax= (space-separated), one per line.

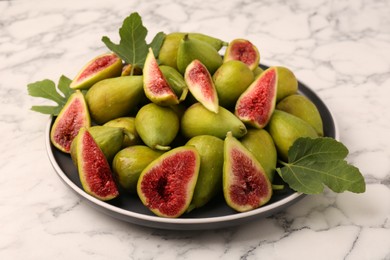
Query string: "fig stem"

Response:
xmin=154 ymin=144 xmax=171 ymax=151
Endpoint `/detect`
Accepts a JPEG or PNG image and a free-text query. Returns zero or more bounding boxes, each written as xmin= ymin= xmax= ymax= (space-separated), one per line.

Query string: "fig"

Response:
xmin=235 ymin=66 xmax=278 ymax=128
xmin=121 ymin=63 xmax=142 ymax=76
xmin=85 ymin=75 xmax=143 ymax=124
xmin=223 ymin=132 xmax=272 ymax=212
xmin=135 ymin=103 xmax=180 ymax=150
xmin=186 ymin=135 xmax=224 ymax=211
xmin=137 ymin=146 xmax=200 ymax=218
xmin=104 ymin=117 xmax=142 ymax=147
xmin=177 ymin=34 xmax=223 ymax=75
xmin=113 ymin=145 xmax=163 ymax=193
xmin=253 ymin=66 xmax=264 ymax=78
xmin=70 ymin=53 xmax=122 ymax=90
xmin=181 ymin=103 xmax=247 ymax=139
xmin=159 ymin=65 xmax=188 ymax=101
xmin=223 ymin=39 xmax=260 ymax=71
xmin=213 ymin=60 xmax=255 ymax=109
xmin=143 ymin=48 xmax=179 ymax=106
xmin=184 ymin=59 xmax=219 ymax=113
xmin=267 ymin=110 xmax=318 ymax=161
xmin=275 ymin=66 xmax=298 ymax=102
xmin=158 ymin=32 xmax=227 ymax=70
xmin=50 ymin=90 xmax=90 ymax=153
xmin=276 ymin=94 xmax=324 ymax=136
xmin=240 ymin=129 xmax=277 ymax=182
xmin=75 ymin=127 xmax=119 ymax=201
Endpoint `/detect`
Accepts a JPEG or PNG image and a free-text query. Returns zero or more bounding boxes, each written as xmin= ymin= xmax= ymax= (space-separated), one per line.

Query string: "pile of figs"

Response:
xmin=50 ymin=32 xmax=324 ymax=218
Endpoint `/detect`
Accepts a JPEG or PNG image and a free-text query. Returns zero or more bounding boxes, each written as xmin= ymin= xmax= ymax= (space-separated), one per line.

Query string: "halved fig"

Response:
xmin=70 ymin=53 xmax=122 ymax=90
xmin=235 ymin=67 xmax=278 ymax=128
xmin=76 ymin=127 xmax=119 ymax=201
xmin=223 ymin=39 xmax=260 ymax=71
xmin=184 ymin=59 xmax=219 ymax=113
xmin=223 ymin=132 xmax=272 ymax=212
xmin=50 ymin=90 xmax=90 ymax=153
xmin=137 ymin=146 xmax=200 ymax=218
xmin=143 ymin=48 xmax=179 ymax=106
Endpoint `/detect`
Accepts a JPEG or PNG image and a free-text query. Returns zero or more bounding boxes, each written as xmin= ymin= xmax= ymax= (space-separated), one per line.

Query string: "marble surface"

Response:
xmin=1 ymin=0 xmax=390 ymax=259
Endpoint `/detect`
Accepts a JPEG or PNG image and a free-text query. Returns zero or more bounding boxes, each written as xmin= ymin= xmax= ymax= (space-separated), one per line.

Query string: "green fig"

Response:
xmin=240 ymin=129 xmax=277 ymax=182
xmin=85 ymin=76 xmax=143 ymax=124
xmin=223 ymin=39 xmax=260 ymax=71
xmin=213 ymin=60 xmax=255 ymax=108
xmin=137 ymin=146 xmax=200 ymax=218
xmin=186 ymin=135 xmax=224 ymax=211
xmin=135 ymin=103 xmax=180 ymax=150
xmin=159 ymin=65 xmax=188 ymax=101
xmin=253 ymin=66 xmax=264 ymax=78
xmin=112 ymin=145 xmax=163 ymax=193
xmin=267 ymin=110 xmax=318 ymax=161
xmin=50 ymin=90 xmax=90 ymax=153
xmin=181 ymin=102 xmax=247 ymax=139
xmin=276 ymin=94 xmax=324 ymax=136
xmin=143 ymin=48 xmax=179 ymax=106
xmin=104 ymin=117 xmax=142 ymax=147
xmin=177 ymin=34 xmax=223 ymax=75
xmin=275 ymin=66 xmax=298 ymax=102
xmin=70 ymin=53 xmax=123 ymax=90
xmin=223 ymin=132 xmax=272 ymax=212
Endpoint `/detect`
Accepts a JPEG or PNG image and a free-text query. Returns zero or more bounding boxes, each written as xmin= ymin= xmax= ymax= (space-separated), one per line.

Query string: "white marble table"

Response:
xmin=1 ymin=0 xmax=390 ymax=259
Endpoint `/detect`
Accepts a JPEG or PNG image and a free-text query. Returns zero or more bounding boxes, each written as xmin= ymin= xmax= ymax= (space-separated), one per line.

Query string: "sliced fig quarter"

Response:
xmin=223 ymin=39 xmax=260 ymax=71
xmin=137 ymin=146 xmax=200 ymax=218
xmin=223 ymin=132 xmax=272 ymax=212
xmin=143 ymin=48 xmax=179 ymax=106
xmin=184 ymin=59 xmax=219 ymax=113
xmin=70 ymin=53 xmax=123 ymax=90
xmin=50 ymin=90 xmax=90 ymax=153
xmin=76 ymin=127 xmax=119 ymax=201
xmin=235 ymin=66 xmax=278 ymax=129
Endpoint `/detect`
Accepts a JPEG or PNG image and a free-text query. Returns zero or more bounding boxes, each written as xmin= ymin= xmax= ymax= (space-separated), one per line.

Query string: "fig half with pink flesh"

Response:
xmin=223 ymin=39 xmax=260 ymax=71
xmin=50 ymin=90 xmax=90 ymax=153
xmin=184 ymin=59 xmax=219 ymax=113
xmin=75 ymin=127 xmax=119 ymax=201
xmin=137 ymin=146 xmax=200 ymax=218
xmin=70 ymin=53 xmax=123 ymax=90
xmin=143 ymin=48 xmax=179 ymax=106
xmin=223 ymin=132 xmax=272 ymax=212
xmin=235 ymin=66 xmax=278 ymax=128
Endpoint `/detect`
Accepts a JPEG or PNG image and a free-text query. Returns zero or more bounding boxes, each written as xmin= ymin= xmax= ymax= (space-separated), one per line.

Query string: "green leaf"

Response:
xmin=101 ymin=12 xmax=166 ymax=70
xmin=27 ymin=75 xmax=74 ymax=116
xmin=277 ymin=137 xmax=366 ymax=194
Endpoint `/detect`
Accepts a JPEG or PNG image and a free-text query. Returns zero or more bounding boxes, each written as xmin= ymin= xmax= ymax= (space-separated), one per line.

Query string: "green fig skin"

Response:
xmin=181 ymin=103 xmax=247 ymax=139
xmin=275 ymin=66 xmax=298 ymax=102
xmin=253 ymin=66 xmax=264 ymax=78
xmin=159 ymin=65 xmax=188 ymax=101
xmin=240 ymin=129 xmax=277 ymax=182
xmin=113 ymin=145 xmax=164 ymax=193
xmin=177 ymin=34 xmax=223 ymax=75
xmin=85 ymin=76 xmax=143 ymax=124
xmin=186 ymin=135 xmax=224 ymax=211
xmin=135 ymin=103 xmax=180 ymax=150
xmin=104 ymin=117 xmax=142 ymax=148
xmin=213 ymin=60 xmax=255 ymax=109
xmin=267 ymin=110 xmax=318 ymax=162
xmin=276 ymin=94 xmax=324 ymax=136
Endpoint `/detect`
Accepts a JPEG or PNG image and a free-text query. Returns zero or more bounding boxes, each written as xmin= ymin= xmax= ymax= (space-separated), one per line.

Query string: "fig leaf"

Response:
xmin=102 ymin=12 xmax=165 ymax=72
xmin=28 ymin=75 xmax=74 ymax=116
xmin=276 ymin=137 xmax=366 ymax=194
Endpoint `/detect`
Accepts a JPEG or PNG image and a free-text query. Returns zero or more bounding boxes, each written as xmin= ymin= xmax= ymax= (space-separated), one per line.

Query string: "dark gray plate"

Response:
xmin=45 ymin=73 xmax=338 ymax=230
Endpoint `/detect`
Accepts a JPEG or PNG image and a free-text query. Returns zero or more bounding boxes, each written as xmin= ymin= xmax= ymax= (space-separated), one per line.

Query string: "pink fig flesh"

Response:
xmin=235 ymin=67 xmax=278 ymax=128
xmin=184 ymin=59 xmax=219 ymax=113
xmin=224 ymin=39 xmax=260 ymax=71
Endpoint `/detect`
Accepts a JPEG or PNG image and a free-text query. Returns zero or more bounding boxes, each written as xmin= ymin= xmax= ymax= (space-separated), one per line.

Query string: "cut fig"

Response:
xmin=235 ymin=67 xmax=278 ymax=128
xmin=50 ymin=90 xmax=90 ymax=153
xmin=223 ymin=132 xmax=272 ymax=212
xmin=223 ymin=39 xmax=260 ymax=71
xmin=70 ymin=53 xmax=122 ymax=90
xmin=143 ymin=48 xmax=179 ymax=106
xmin=184 ymin=59 xmax=219 ymax=113
xmin=76 ymin=127 xmax=119 ymax=201
xmin=137 ymin=146 xmax=200 ymax=218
